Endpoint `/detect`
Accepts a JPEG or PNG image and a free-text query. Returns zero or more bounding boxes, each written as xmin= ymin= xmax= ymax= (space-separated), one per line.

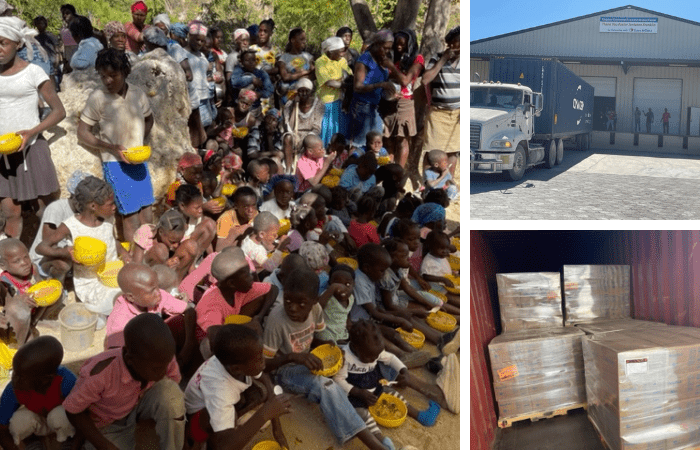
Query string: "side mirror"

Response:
xmin=533 ymin=93 xmax=543 ymax=117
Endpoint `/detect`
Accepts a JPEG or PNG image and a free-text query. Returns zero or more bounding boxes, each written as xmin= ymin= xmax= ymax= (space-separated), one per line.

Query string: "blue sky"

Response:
xmin=469 ymin=1 xmax=700 ymax=41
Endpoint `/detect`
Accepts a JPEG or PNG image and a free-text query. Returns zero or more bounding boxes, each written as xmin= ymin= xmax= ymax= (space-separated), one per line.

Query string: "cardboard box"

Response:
xmin=575 ymin=318 xmax=667 ymax=336
xmin=583 ymin=326 xmax=700 ymax=450
xmin=496 ymin=272 xmax=563 ymax=333
xmin=488 ymin=327 xmax=586 ymax=419
xmin=563 ymin=265 xmax=630 ymax=325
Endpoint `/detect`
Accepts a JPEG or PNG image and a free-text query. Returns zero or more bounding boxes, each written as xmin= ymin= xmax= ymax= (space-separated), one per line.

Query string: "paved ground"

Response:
xmin=470 ymin=147 xmax=700 ymax=220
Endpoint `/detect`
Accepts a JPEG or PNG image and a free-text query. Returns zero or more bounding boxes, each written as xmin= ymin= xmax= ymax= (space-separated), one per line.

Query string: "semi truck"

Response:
xmin=470 ymin=56 xmax=594 ymax=181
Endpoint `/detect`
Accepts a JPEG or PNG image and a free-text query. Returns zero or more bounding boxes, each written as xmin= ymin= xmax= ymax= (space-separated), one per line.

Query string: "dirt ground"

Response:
xmin=4 ymin=167 xmax=462 ymax=450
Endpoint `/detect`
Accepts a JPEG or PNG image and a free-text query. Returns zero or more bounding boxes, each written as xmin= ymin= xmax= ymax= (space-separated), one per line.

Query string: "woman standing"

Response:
xmin=0 ymin=17 xmax=65 ymax=238
xmin=124 ymin=0 xmax=149 ymax=54
xmin=349 ymin=30 xmax=396 ymax=149
xmin=281 ymin=78 xmax=325 ymax=172
xmin=250 ymin=19 xmax=279 ymax=79
xmin=59 ymin=4 xmax=78 ymax=73
xmin=185 ymin=21 xmax=212 ymax=147
xmin=103 ymin=21 xmax=138 ymax=65
xmin=315 ymin=36 xmax=350 ymax=147
xmin=276 ymin=27 xmax=314 ymax=105
xmin=383 ymin=29 xmax=423 ymax=169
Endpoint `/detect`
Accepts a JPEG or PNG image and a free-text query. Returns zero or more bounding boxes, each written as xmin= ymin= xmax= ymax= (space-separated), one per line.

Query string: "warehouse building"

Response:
xmin=470 ymin=5 xmax=700 ymax=136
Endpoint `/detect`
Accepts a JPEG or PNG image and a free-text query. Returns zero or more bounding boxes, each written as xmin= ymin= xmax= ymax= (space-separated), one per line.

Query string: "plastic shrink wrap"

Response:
xmin=563 ymin=265 xmax=630 ymax=325
xmin=496 ymin=272 xmax=563 ymax=333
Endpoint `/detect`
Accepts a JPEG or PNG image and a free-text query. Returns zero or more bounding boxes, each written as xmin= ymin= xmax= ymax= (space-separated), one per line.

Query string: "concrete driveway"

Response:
xmin=470 ymin=148 xmax=700 ymax=220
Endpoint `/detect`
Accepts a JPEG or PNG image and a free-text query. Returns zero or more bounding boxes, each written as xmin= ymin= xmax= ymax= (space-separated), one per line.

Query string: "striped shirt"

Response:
xmin=427 ymin=55 xmax=460 ymax=110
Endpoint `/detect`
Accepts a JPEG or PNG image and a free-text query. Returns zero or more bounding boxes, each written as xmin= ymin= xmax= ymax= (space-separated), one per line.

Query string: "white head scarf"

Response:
xmin=153 ymin=13 xmax=170 ymax=32
xmin=322 ymin=36 xmax=344 ymax=54
xmin=0 ymin=17 xmax=46 ymax=61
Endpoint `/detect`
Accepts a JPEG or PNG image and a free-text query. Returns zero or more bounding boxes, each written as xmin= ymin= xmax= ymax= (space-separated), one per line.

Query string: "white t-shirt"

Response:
xmin=333 ymin=344 xmax=405 ymax=395
xmin=29 ymin=198 xmax=73 ymax=266
xmin=184 ymin=356 xmax=253 ymax=432
xmin=0 ymin=63 xmax=49 ymax=146
xmin=260 ymin=199 xmax=295 ymax=220
xmin=241 ymin=235 xmax=283 ymax=272
xmin=185 ymin=49 xmax=210 ymax=100
xmin=420 ymin=253 xmax=451 ymax=278
xmin=80 ymin=82 xmax=152 ymax=162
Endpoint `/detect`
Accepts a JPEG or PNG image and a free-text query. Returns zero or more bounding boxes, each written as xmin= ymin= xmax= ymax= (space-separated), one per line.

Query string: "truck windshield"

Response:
xmin=471 ymin=88 xmax=523 ymax=109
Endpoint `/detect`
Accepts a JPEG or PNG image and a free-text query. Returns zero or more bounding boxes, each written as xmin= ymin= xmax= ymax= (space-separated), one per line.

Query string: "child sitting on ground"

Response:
xmin=424 ymin=150 xmax=458 ymax=200
xmin=248 ymin=108 xmax=284 ymax=163
xmin=348 ymin=195 xmax=381 ymax=248
xmin=295 ymin=134 xmax=336 ymax=193
xmin=378 ymin=194 xmax=421 ymax=239
xmin=328 ymin=186 xmax=351 ymax=226
xmin=316 ymin=264 xmax=355 ymax=344
xmin=246 ymin=159 xmax=270 ymax=201
xmin=36 ymin=176 xmax=128 ymax=327
xmin=329 ymin=133 xmax=351 ymax=169
xmin=196 ymin=247 xmax=278 ymax=336
xmin=167 ymin=153 xmax=226 ymax=217
xmin=64 ymin=314 xmax=185 ymax=450
xmin=0 ymin=336 xmax=76 ymax=449
xmin=421 ymin=231 xmax=459 ymax=308
xmin=299 ymin=241 xmax=330 ymax=294
xmin=285 ymin=206 xmax=315 ymax=253
xmin=349 ymin=131 xmax=391 ymax=162
xmin=262 ymin=268 xmax=392 ymax=450
xmin=299 ymin=192 xmax=355 ymax=256
xmin=153 ymin=264 xmax=189 ymax=302
xmin=260 ymin=175 xmax=296 ymax=219
xmin=29 ymin=170 xmax=89 ymax=283
xmin=374 ymin=163 xmax=406 ymax=215
xmin=334 ymin=320 xmax=445 ymax=432
xmin=241 ymin=212 xmax=290 ymax=273
xmin=349 ymin=244 xmax=424 ymax=362
xmin=174 ymin=185 xmax=217 ymax=259
xmin=263 ymin=253 xmax=308 ymax=311
xmin=339 ymin=153 xmax=381 ymax=203
xmin=0 ymin=239 xmax=45 ymax=345
xmin=184 ymin=324 xmax=291 ymax=449
xmin=216 ymin=187 xmax=259 ymax=251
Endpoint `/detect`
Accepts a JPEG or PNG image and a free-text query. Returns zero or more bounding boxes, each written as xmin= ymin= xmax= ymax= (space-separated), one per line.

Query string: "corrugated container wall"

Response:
xmin=470 ymin=232 xmax=499 ymax=450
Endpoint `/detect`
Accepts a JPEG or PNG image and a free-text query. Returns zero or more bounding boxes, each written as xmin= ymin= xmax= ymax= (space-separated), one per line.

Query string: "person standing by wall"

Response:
xmin=662 ymin=108 xmax=670 ymax=134
xmin=644 ymin=107 xmax=654 ymax=133
xmin=634 ymin=107 xmax=641 ymax=132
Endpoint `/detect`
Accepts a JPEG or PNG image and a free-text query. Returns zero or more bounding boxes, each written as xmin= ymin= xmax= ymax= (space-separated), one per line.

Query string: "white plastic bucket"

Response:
xmin=59 ymin=303 xmax=97 ymax=352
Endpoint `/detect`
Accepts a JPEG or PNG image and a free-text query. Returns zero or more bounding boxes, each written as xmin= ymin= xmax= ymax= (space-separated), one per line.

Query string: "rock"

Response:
xmin=44 ymin=48 xmax=192 ymax=200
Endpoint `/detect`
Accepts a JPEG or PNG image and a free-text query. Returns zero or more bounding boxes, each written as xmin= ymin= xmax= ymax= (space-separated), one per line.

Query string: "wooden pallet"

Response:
xmin=498 ymin=402 xmax=587 ymax=428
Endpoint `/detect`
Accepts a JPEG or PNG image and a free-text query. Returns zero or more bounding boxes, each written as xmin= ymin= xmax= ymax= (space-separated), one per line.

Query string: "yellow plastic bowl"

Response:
xmin=0 ymin=133 xmax=21 ymax=155
xmin=221 ymin=184 xmax=237 ymax=196
xmin=444 ymin=274 xmax=460 ymax=294
xmin=120 ymin=241 xmax=131 ymax=252
xmin=252 ymin=441 xmax=282 ymax=450
xmin=224 ymin=314 xmax=252 ymax=325
xmin=122 ymin=145 xmax=151 ymax=164
xmin=73 ymin=236 xmax=107 ymax=266
xmin=27 ymin=279 xmax=63 ymax=307
xmin=336 ymin=257 xmax=358 ymax=271
xmin=426 ymin=310 xmax=457 ymax=333
xmin=0 ymin=342 xmax=16 ymax=371
xmin=97 ymin=260 xmax=124 ymax=288
xmin=449 ymin=254 xmax=460 ymax=272
xmin=377 ymin=156 xmax=392 ymax=166
xmin=321 ymin=175 xmax=340 ymax=188
xmin=278 ymin=218 xmax=291 ymax=236
xmin=451 ymin=237 xmax=460 ymax=251
xmin=369 ymin=393 xmax=408 ymax=428
xmin=212 ymin=196 xmax=227 ymax=207
xmin=311 ymin=344 xmax=343 ymax=377
xmin=328 ymin=167 xmax=344 ymax=177
xmin=396 ymin=328 xmax=425 ymax=349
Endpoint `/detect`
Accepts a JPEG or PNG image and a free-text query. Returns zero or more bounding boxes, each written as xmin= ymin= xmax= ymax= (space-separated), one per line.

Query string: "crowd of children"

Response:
xmin=0 ymin=2 xmax=460 ymax=449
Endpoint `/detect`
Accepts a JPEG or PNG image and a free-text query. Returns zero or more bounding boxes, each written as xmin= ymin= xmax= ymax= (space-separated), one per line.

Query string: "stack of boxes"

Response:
xmin=496 ymin=272 xmax=563 ymax=333
xmin=563 ymin=265 xmax=631 ymax=325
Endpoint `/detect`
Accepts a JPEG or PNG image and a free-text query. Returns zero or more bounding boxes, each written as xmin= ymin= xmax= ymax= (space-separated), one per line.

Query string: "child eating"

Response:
xmin=262 ymin=267 xmax=392 ymax=450
xmin=316 ymin=264 xmax=355 ymax=344
xmin=421 ymin=230 xmax=459 ymax=310
xmin=0 ymin=239 xmax=44 ymax=345
xmin=263 ymin=253 xmax=308 ymax=311
xmin=216 ymin=186 xmax=259 ymax=250
xmin=174 ymin=184 xmax=217 ymax=260
xmin=64 ymin=313 xmax=185 ymax=450
xmin=0 ymin=336 xmax=76 ymax=449
xmin=184 ymin=324 xmax=291 ymax=449
xmin=424 ymin=150 xmax=458 ymax=200
xmin=339 ymin=152 xmax=380 ymax=203
xmin=348 ymin=195 xmax=381 ymax=248
xmin=132 ymin=209 xmax=196 ymax=277
xmin=350 ymin=130 xmax=390 ymax=161
xmin=260 ymin=175 xmax=296 ymax=220
xmin=295 ymin=134 xmax=336 ymax=193
xmin=36 ymin=176 xmax=128 ymax=326
xmin=241 ymin=212 xmax=289 ymax=273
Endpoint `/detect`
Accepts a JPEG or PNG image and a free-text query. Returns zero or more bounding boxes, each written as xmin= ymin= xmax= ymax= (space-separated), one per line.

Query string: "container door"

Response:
xmin=633 ymin=78 xmax=682 ymax=135
xmin=581 ymin=77 xmax=617 ymax=131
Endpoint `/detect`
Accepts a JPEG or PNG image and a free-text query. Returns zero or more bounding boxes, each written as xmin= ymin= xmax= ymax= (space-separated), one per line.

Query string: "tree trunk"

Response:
xmin=419 ymin=0 xmax=451 ymax=61
xmin=390 ymin=0 xmax=421 ymax=32
xmin=348 ymin=0 xmax=377 ymax=42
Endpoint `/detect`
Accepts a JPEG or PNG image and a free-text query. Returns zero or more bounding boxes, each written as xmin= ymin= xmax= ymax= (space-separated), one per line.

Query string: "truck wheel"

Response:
xmin=506 ymin=144 xmax=526 ymax=181
xmin=545 ymin=140 xmax=556 ymax=168
xmin=555 ymin=139 xmax=564 ymax=165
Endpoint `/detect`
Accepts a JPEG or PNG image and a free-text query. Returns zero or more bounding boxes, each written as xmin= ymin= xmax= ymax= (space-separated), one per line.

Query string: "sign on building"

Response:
xmin=600 ymin=17 xmax=658 ymax=33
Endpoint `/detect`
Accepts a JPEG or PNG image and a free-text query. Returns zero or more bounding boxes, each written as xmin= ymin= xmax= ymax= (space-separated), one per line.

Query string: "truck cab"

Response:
xmin=470 ymin=81 xmax=544 ymax=180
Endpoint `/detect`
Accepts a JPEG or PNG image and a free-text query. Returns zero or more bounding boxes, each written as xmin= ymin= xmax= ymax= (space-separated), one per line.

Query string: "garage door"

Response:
xmin=580 ymin=77 xmax=616 ymax=97
xmin=633 ymin=78 xmax=682 ymax=135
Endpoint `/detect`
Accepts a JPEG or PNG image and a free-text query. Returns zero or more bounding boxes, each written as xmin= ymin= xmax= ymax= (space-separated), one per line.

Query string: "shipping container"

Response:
xmin=470 ymin=230 xmax=700 ymax=450
xmin=489 ymin=56 xmax=594 ymax=139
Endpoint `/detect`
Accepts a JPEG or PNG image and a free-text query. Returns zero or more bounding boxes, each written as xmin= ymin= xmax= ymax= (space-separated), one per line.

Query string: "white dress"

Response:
xmin=63 ymin=215 xmax=121 ymax=315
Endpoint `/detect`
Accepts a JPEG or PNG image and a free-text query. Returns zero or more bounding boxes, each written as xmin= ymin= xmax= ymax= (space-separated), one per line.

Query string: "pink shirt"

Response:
xmin=295 ymin=153 xmax=324 ymax=193
xmin=348 ymin=220 xmax=380 ymax=248
xmin=124 ymin=22 xmax=149 ymax=53
xmin=179 ymin=252 xmax=256 ymax=303
xmin=104 ymin=290 xmax=188 ymax=349
xmin=63 ymin=348 xmax=180 ymax=428
xmin=196 ymin=282 xmax=271 ymax=332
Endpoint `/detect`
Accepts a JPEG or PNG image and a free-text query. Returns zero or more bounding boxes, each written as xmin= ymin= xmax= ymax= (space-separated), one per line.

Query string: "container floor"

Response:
xmin=493 ymin=409 xmax=606 ymax=450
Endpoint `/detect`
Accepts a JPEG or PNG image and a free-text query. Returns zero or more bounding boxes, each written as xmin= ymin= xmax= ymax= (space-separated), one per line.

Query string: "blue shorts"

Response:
xmin=102 ymin=162 xmax=155 ymax=215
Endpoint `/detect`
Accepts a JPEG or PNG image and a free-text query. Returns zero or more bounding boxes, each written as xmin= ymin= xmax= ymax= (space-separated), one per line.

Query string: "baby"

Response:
xmin=0 ymin=336 xmax=76 ymax=449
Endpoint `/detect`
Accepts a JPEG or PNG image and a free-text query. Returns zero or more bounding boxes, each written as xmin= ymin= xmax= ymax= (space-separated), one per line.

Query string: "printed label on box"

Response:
xmin=565 ymin=282 xmax=579 ymax=290
xmin=547 ymin=291 xmax=558 ymax=299
xmin=625 ymin=358 xmax=648 ymax=375
xmin=498 ymin=364 xmax=519 ymax=381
